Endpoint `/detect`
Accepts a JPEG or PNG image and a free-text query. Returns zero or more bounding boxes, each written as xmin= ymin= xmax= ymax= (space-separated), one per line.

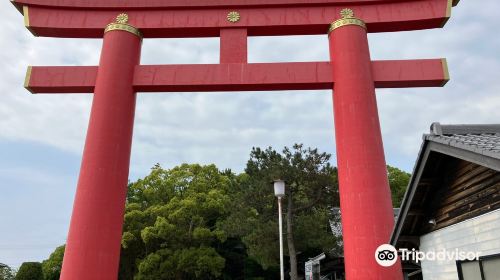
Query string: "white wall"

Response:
xmin=418 ymin=209 xmax=500 ymax=280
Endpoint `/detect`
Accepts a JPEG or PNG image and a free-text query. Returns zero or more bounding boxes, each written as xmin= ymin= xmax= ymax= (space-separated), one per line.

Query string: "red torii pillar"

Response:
xmin=13 ymin=0 xmax=457 ymax=279
xmin=329 ymin=9 xmax=402 ymax=278
xmin=59 ymin=16 xmax=142 ymax=279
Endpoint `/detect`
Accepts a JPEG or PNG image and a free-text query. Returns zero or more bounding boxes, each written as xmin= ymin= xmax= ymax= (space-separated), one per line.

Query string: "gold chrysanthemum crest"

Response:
xmin=116 ymin=13 xmax=129 ymax=24
xmin=227 ymin=11 xmax=241 ymax=23
xmin=340 ymin=8 xmax=355 ymax=19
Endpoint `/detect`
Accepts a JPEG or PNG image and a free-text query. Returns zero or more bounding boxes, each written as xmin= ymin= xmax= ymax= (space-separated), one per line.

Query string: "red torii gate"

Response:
xmin=12 ymin=0 xmax=458 ymax=279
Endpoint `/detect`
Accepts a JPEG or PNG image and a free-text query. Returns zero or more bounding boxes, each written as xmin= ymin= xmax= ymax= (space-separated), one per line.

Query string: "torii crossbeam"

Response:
xmin=12 ymin=0 xmax=459 ymax=279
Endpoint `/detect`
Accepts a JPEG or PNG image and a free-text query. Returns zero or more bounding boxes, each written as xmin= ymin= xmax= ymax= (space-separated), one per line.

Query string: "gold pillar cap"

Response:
xmin=104 ymin=13 xmax=142 ymax=38
xmin=328 ymin=9 xmax=366 ymax=34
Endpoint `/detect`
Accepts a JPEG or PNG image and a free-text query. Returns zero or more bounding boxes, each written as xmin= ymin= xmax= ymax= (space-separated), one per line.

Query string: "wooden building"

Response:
xmin=391 ymin=123 xmax=500 ymax=280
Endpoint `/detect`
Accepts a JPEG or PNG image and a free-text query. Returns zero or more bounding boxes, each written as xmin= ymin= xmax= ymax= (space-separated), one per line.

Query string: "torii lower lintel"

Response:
xmin=25 ymin=59 xmax=449 ymax=94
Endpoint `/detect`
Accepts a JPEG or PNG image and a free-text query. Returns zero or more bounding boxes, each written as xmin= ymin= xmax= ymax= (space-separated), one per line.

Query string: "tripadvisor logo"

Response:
xmin=374 ymin=244 xmax=481 ymax=267
xmin=375 ymin=244 xmax=398 ymax=267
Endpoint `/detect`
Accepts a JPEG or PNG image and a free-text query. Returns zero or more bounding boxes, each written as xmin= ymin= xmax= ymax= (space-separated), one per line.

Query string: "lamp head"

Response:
xmin=273 ymin=180 xmax=285 ymax=198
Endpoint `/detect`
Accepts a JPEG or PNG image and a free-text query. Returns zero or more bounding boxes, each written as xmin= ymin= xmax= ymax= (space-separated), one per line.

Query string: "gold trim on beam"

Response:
xmin=441 ymin=58 xmax=450 ymax=86
xmin=104 ymin=13 xmax=142 ymax=38
xmin=23 ymin=6 xmax=37 ymax=36
xmin=24 ymin=66 xmax=34 ymax=94
xmin=328 ymin=9 xmax=366 ymax=34
xmin=23 ymin=6 xmax=29 ymax=27
xmin=446 ymin=0 xmax=452 ymax=17
xmin=441 ymin=0 xmax=453 ymax=28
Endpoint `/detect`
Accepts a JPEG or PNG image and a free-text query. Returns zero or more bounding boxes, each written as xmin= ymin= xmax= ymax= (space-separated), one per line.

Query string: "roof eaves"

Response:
xmin=390 ymin=139 xmax=430 ymax=246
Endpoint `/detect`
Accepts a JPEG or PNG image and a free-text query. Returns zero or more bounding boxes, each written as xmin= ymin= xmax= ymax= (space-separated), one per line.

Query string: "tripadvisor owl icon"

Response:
xmin=375 ymin=244 xmax=398 ymax=267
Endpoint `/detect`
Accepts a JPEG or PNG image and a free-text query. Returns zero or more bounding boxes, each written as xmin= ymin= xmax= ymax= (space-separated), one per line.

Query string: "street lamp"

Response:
xmin=273 ymin=179 xmax=285 ymax=280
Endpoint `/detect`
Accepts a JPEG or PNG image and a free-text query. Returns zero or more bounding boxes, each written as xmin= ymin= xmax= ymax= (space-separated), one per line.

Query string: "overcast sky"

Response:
xmin=1 ymin=0 xmax=499 ymax=269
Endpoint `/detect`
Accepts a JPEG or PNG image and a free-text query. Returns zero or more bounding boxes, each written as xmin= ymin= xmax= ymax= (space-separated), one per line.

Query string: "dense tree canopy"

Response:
xmin=222 ymin=144 xmax=340 ymax=279
xmin=120 ymin=163 xmax=232 ymax=280
xmin=387 ymin=166 xmax=411 ymax=207
xmin=41 ymin=245 xmax=65 ymax=280
xmin=15 ymin=262 xmax=42 ymax=280
xmin=31 ymin=145 xmax=410 ymax=280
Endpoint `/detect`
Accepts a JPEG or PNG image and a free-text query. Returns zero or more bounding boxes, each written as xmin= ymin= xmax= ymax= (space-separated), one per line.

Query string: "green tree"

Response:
xmin=387 ymin=165 xmax=411 ymax=207
xmin=36 ymin=157 xmax=410 ymax=280
xmin=223 ymin=144 xmax=340 ymax=280
xmin=0 ymin=263 xmax=15 ymax=280
xmin=41 ymin=245 xmax=65 ymax=280
xmin=15 ymin=262 xmax=42 ymax=280
xmin=120 ymin=164 xmax=232 ymax=280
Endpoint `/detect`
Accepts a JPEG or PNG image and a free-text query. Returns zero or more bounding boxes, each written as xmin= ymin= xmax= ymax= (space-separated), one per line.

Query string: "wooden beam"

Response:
xmin=417 ymin=179 xmax=439 ymax=187
xmin=10 ymin=0 xmax=457 ymax=9
xmin=17 ymin=0 xmax=452 ymax=38
xmin=25 ymin=66 xmax=97 ymax=93
xmin=25 ymin=59 xmax=449 ymax=94
xmin=407 ymin=210 xmax=425 ymax=216
xmin=435 ymin=199 xmax=500 ymax=230
xmin=220 ymin=28 xmax=247 ymax=64
xmin=437 ymin=180 xmax=500 ymax=218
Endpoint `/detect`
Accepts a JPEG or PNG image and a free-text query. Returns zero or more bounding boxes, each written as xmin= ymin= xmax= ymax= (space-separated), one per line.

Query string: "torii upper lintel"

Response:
xmin=13 ymin=0 xmax=458 ymax=38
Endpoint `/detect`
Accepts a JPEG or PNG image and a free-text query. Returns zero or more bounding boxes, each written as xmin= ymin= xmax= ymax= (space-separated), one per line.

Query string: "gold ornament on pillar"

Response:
xmin=105 ymin=13 xmax=142 ymax=38
xmin=328 ymin=8 xmax=366 ymax=34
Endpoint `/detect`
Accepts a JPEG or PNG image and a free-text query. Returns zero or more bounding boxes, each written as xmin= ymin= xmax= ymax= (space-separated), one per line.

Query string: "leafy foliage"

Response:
xmin=222 ymin=144 xmax=340 ymax=278
xmin=41 ymin=245 xmax=64 ymax=280
xmin=33 ymin=146 xmax=410 ymax=279
xmin=135 ymin=247 xmax=224 ymax=280
xmin=387 ymin=165 xmax=411 ymax=207
xmin=120 ymin=163 xmax=232 ymax=280
xmin=15 ymin=262 xmax=42 ymax=280
xmin=0 ymin=263 xmax=15 ymax=280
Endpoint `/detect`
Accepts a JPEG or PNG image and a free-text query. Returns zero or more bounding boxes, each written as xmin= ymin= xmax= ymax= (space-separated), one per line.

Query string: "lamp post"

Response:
xmin=274 ymin=179 xmax=285 ymax=280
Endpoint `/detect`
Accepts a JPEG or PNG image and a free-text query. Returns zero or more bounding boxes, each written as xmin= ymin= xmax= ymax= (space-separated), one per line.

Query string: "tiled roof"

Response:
xmin=425 ymin=123 xmax=500 ymax=160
